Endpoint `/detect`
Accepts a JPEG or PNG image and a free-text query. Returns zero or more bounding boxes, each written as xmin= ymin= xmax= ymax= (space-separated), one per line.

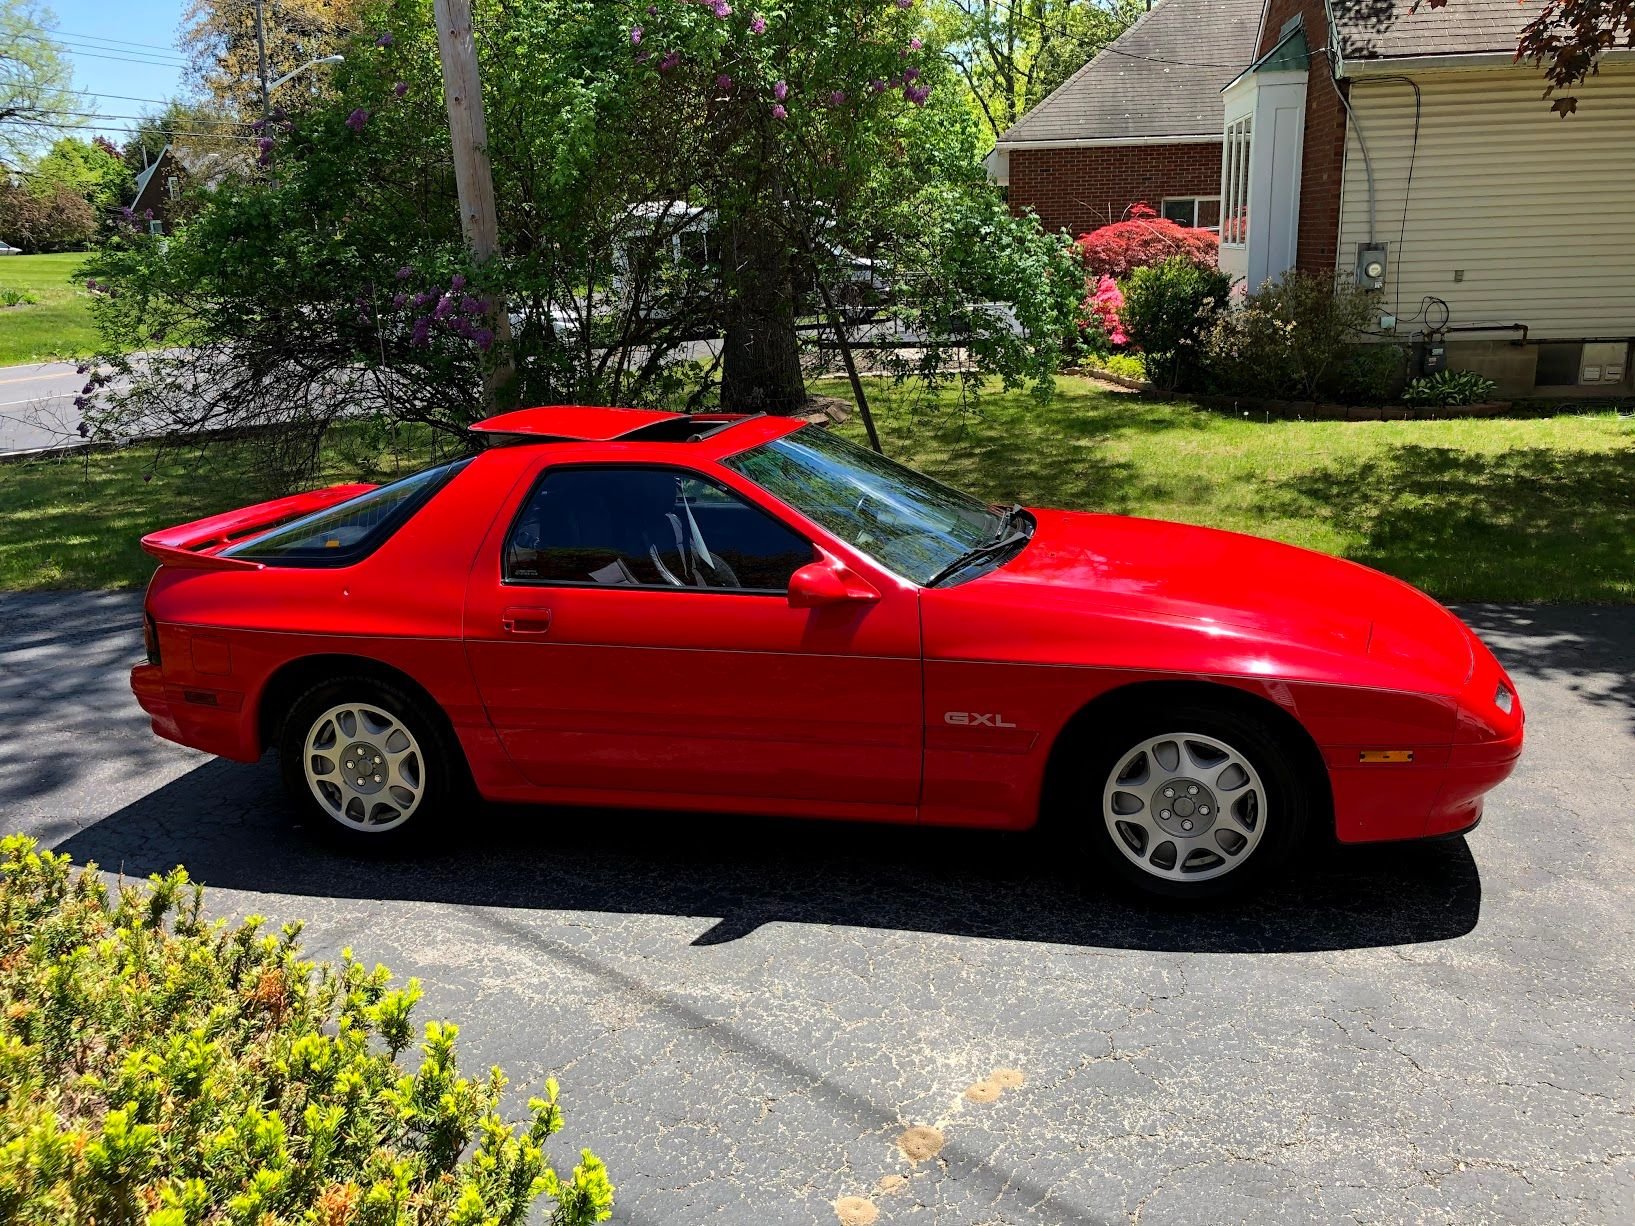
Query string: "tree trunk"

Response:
xmin=720 ymin=219 xmax=807 ymax=415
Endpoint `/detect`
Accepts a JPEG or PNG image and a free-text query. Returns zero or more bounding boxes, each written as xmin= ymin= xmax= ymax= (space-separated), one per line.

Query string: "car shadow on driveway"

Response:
xmin=54 ymin=756 xmax=1481 ymax=955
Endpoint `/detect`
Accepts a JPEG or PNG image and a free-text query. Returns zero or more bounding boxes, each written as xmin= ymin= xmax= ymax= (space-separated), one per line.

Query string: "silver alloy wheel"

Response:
xmin=302 ymin=702 xmax=425 ymax=833
xmin=1101 ymin=731 xmax=1267 ymax=882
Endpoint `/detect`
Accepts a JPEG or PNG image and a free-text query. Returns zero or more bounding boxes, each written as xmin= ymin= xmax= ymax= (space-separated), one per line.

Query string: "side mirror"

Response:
xmin=788 ymin=560 xmax=879 ymax=609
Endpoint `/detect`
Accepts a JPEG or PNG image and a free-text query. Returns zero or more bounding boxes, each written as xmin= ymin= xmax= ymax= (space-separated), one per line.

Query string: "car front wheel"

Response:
xmin=1071 ymin=702 xmax=1312 ymax=900
xmin=278 ymin=677 xmax=456 ymax=848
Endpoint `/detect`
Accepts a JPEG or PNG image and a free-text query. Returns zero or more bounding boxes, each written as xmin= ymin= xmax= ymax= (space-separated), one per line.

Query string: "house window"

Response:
xmin=1161 ymin=197 xmax=1221 ymax=232
xmin=165 ymin=175 xmax=180 ymax=200
xmin=1221 ymin=116 xmax=1253 ymax=247
xmin=147 ymin=220 xmax=163 ymax=236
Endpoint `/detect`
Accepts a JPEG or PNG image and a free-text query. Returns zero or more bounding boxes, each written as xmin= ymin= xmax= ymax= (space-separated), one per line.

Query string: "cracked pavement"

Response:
xmin=1 ymin=592 xmax=1631 ymax=1223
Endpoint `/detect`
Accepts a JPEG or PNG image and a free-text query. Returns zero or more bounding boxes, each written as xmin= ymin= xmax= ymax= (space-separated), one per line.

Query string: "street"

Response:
xmin=0 ymin=360 xmax=91 ymax=455
xmin=1 ymin=591 xmax=1630 ymax=1224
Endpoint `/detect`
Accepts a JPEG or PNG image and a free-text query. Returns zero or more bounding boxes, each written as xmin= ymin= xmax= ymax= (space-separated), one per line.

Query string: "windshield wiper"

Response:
xmin=926 ymin=514 xmax=1031 ymax=588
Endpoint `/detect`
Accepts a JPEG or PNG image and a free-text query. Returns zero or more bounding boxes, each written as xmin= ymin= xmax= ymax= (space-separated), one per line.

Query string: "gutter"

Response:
xmin=1336 ymin=47 xmax=1633 ymax=78
xmin=992 ymin=134 xmax=1224 ymax=150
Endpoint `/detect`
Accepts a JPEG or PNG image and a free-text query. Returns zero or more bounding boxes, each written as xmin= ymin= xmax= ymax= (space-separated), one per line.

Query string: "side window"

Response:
xmin=505 ymin=466 xmax=815 ymax=593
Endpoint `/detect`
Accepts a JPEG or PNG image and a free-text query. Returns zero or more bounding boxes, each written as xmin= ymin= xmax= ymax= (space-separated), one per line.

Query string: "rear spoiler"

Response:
xmin=140 ymin=483 xmax=377 ymax=571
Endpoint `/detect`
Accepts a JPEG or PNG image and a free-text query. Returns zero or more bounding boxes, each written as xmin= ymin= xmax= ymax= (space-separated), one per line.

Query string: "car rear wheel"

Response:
xmin=1067 ymin=701 xmax=1312 ymax=900
xmin=278 ymin=677 xmax=457 ymax=848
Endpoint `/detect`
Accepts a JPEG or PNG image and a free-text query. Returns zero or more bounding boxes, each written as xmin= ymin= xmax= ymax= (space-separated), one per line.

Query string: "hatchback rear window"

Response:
xmin=223 ymin=457 xmax=470 ymax=566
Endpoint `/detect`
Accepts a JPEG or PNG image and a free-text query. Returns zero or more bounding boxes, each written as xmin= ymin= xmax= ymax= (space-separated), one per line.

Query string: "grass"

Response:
xmin=2 ymin=376 xmax=1633 ymax=600
xmin=0 ymin=424 xmax=454 ymax=591
xmin=0 ymin=252 xmax=100 ymax=366
xmin=831 ymin=375 xmax=1635 ymax=604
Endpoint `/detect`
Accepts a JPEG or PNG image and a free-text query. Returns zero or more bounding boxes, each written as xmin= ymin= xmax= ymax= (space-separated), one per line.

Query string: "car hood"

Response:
xmin=979 ymin=509 xmax=1473 ymax=686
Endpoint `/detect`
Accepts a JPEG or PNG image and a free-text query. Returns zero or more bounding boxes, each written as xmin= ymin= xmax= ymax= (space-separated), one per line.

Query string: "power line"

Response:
xmin=44 ymin=26 xmax=191 ymax=55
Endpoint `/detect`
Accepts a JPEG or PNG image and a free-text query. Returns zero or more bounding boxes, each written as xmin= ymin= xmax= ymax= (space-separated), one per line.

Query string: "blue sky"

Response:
xmin=43 ymin=0 xmax=190 ymax=143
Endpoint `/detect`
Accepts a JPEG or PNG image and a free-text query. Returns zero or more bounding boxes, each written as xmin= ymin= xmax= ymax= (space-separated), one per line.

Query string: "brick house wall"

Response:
xmin=1255 ymin=0 xmax=1347 ymax=274
xmin=1007 ymin=142 xmax=1223 ymax=237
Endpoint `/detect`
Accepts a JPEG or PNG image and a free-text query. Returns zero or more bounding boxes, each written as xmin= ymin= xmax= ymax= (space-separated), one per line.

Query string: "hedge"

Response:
xmin=0 ymin=835 xmax=613 ymax=1225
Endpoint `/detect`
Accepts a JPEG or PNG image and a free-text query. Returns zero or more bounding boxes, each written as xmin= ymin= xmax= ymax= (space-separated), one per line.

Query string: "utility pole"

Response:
xmin=433 ymin=0 xmax=513 ymax=407
xmin=254 ymin=0 xmax=270 ymax=118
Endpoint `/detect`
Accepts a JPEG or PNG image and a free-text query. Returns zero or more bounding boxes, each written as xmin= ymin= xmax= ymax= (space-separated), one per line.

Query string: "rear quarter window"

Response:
xmin=223 ymin=457 xmax=470 ymax=566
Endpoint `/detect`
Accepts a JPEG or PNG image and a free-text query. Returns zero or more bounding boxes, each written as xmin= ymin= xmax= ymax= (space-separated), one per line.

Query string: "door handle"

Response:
xmin=501 ymin=606 xmax=553 ymax=635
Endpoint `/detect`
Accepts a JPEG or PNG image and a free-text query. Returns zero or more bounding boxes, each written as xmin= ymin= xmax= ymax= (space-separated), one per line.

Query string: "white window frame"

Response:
xmin=1160 ymin=196 xmax=1222 ymax=232
xmin=1220 ymin=116 xmax=1253 ymax=249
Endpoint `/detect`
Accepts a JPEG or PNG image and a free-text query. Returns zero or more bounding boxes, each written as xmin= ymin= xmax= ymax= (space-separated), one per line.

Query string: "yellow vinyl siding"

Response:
xmin=1336 ymin=62 xmax=1635 ymax=339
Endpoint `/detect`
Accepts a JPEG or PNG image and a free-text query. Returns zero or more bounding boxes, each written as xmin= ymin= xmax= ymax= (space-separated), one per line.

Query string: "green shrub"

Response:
xmin=1402 ymin=369 xmax=1499 ymax=408
xmin=1200 ymin=271 xmax=1383 ymax=401
xmin=0 ymin=835 xmax=613 ymax=1226
xmin=0 ymin=287 xmax=38 ymax=307
xmin=1120 ymin=256 xmax=1231 ymax=391
xmin=1098 ymin=352 xmax=1148 ymax=383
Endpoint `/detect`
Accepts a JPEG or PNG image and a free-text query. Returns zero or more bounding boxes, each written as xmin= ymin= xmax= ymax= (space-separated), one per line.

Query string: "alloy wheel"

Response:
xmin=1101 ymin=731 xmax=1267 ymax=882
xmin=302 ymin=703 xmax=426 ymax=832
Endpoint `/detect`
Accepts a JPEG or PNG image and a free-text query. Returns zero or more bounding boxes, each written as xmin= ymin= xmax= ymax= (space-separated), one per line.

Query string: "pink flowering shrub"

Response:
xmin=1082 ymin=274 xmax=1127 ymax=348
xmin=1075 ymin=203 xmax=1219 ymax=281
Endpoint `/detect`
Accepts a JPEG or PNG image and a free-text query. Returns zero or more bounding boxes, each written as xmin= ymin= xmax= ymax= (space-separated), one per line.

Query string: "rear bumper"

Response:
xmin=130 ymin=663 xmax=259 ymax=761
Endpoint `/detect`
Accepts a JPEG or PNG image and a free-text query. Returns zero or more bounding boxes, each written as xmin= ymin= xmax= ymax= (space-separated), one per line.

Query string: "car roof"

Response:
xmin=470 ymin=405 xmax=686 ymax=442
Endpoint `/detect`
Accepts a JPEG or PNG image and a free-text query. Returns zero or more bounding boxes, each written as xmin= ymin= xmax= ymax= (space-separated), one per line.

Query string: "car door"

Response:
xmin=463 ymin=460 xmax=923 ymax=817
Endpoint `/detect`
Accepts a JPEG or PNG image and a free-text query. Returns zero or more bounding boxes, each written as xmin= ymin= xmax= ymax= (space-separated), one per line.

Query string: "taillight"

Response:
xmin=144 ymin=614 xmax=161 ymax=667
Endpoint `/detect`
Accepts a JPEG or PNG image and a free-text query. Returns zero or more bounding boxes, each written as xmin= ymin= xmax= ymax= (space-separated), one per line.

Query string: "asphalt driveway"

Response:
xmin=1 ymin=591 xmax=1630 ymax=1224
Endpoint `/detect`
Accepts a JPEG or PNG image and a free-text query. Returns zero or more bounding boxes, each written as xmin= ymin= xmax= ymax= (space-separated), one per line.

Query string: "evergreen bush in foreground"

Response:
xmin=0 ymin=835 xmax=612 ymax=1225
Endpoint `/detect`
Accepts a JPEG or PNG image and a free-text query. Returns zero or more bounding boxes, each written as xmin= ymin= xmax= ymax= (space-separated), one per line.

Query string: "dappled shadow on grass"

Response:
xmin=865 ymin=382 xmax=1205 ymax=514
xmin=1256 ymin=443 xmax=1635 ymax=603
xmin=56 ymin=755 xmax=1481 ymax=956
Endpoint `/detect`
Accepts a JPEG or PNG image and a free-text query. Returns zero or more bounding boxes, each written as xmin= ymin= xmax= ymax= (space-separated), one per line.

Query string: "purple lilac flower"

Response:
xmin=771 ymin=103 xmax=787 ymax=119
xmin=143 ymin=209 xmax=153 ymax=220
xmin=475 ymin=327 xmax=495 ymax=350
xmin=716 ymin=74 xmax=733 ymax=90
xmin=82 ymin=382 xmax=94 ymax=394
xmin=412 ymin=291 xmax=431 ymax=307
xmin=709 ymin=0 xmax=731 ymax=15
xmin=896 ymin=0 xmax=913 ymax=8
xmin=85 ymin=279 xmax=97 ymax=290
xmin=411 ymin=317 xmax=432 ymax=346
xmin=870 ymin=78 xmax=888 ymax=93
xmin=394 ymin=81 xmax=408 ymax=98
xmin=659 ymin=50 xmax=681 ymax=72
xmin=630 ymin=25 xmax=642 ymax=45
xmin=460 ymin=294 xmax=481 ymax=313
xmin=396 ymin=265 xmax=413 ymax=280
xmin=375 ymin=31 xmax=394 ymax=47
xmin=257 ymin=137 xmax=275 ymax=153
xmin=906 ymin=83 xmax=931 ymax=106
xmin=902 ymin=66 xmax=920 ymax=82
xmin=451 ymin=274 xmax=467 ymax=290
xmin=392 ymin=292 xmax=408 ymax=308
xmin=433 ymin=295 xmax=454 ymax=320
xmin=750 ymin=14 xmax=766 ymax=33
xmin=909 ymin=36 xmax=923 ymax=50
xmin=74 ymin=396 xmax=88 ymax=409
xmin=773 ymin=79 xmax=788 ymax=100
xmin=346 ymin=108 xmax=369 ymax=132
xmin=76 ymin=363 xmax=88 ymax=374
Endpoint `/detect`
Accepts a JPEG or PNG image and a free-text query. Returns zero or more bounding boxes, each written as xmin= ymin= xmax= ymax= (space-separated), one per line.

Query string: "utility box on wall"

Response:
xmin=1580 ymin=341 xmax=1629 ymax=385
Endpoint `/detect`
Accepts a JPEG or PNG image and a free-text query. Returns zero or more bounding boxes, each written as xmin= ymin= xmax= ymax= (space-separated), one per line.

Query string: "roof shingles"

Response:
xmin=1332 ymin=0 xmax=1537 ymax=60
xmin=996 ymin=0 xmax=1263 ymax=144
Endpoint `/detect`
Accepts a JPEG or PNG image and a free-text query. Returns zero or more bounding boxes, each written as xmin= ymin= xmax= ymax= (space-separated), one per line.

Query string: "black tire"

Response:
xmin=276 ymin=675 xmax=461 ymax=850
xmin=1058 ymin=699 xmax=1314 ymax=901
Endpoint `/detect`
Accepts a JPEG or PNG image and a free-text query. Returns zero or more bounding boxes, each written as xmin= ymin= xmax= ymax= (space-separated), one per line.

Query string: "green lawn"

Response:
xmin=0 ymin=425 xmax=454 ymax=591
xmin=0 ymin=252 xmax=100 ymax=366
xmin=832 ymin=376 xmax=1635 ymax=604
xmin=2 ymin=377 xmax=1633 ymax=600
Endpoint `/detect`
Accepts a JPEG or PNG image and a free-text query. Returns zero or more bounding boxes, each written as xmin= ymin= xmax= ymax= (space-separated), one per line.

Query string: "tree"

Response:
xmin=0 ymin=177 xmax=94 ymax=249
xmin=81 ymin=0 xmax=1086 ymax=472
xmin=0 ymin=0 xmax=79 ymax=168
xmin=30 ymin=134 xmax=133 ymax=212
xmin=1505 ymin=0 xmax=1635 ymax=114
xmin=930 ymin=0 xmax=1142 ymax=141
xmin=181 ymin=0 xmax=366 ymax=115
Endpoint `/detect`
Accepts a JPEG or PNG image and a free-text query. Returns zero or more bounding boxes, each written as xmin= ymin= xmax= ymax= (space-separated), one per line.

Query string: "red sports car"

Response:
xmin=132 ymin=406 xmax=1523 ymax=898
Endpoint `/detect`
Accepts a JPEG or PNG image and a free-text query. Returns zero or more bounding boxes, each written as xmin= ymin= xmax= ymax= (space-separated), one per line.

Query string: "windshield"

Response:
xmin=222 ymin=457 xmax=469 ymax=565
xmin=721 ymin=426 xmax=1002 ymax=585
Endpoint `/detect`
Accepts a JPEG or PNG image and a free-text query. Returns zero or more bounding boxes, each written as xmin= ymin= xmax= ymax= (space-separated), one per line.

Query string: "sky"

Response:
xmin=40 ymin=0 xmax=191 ymax=147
